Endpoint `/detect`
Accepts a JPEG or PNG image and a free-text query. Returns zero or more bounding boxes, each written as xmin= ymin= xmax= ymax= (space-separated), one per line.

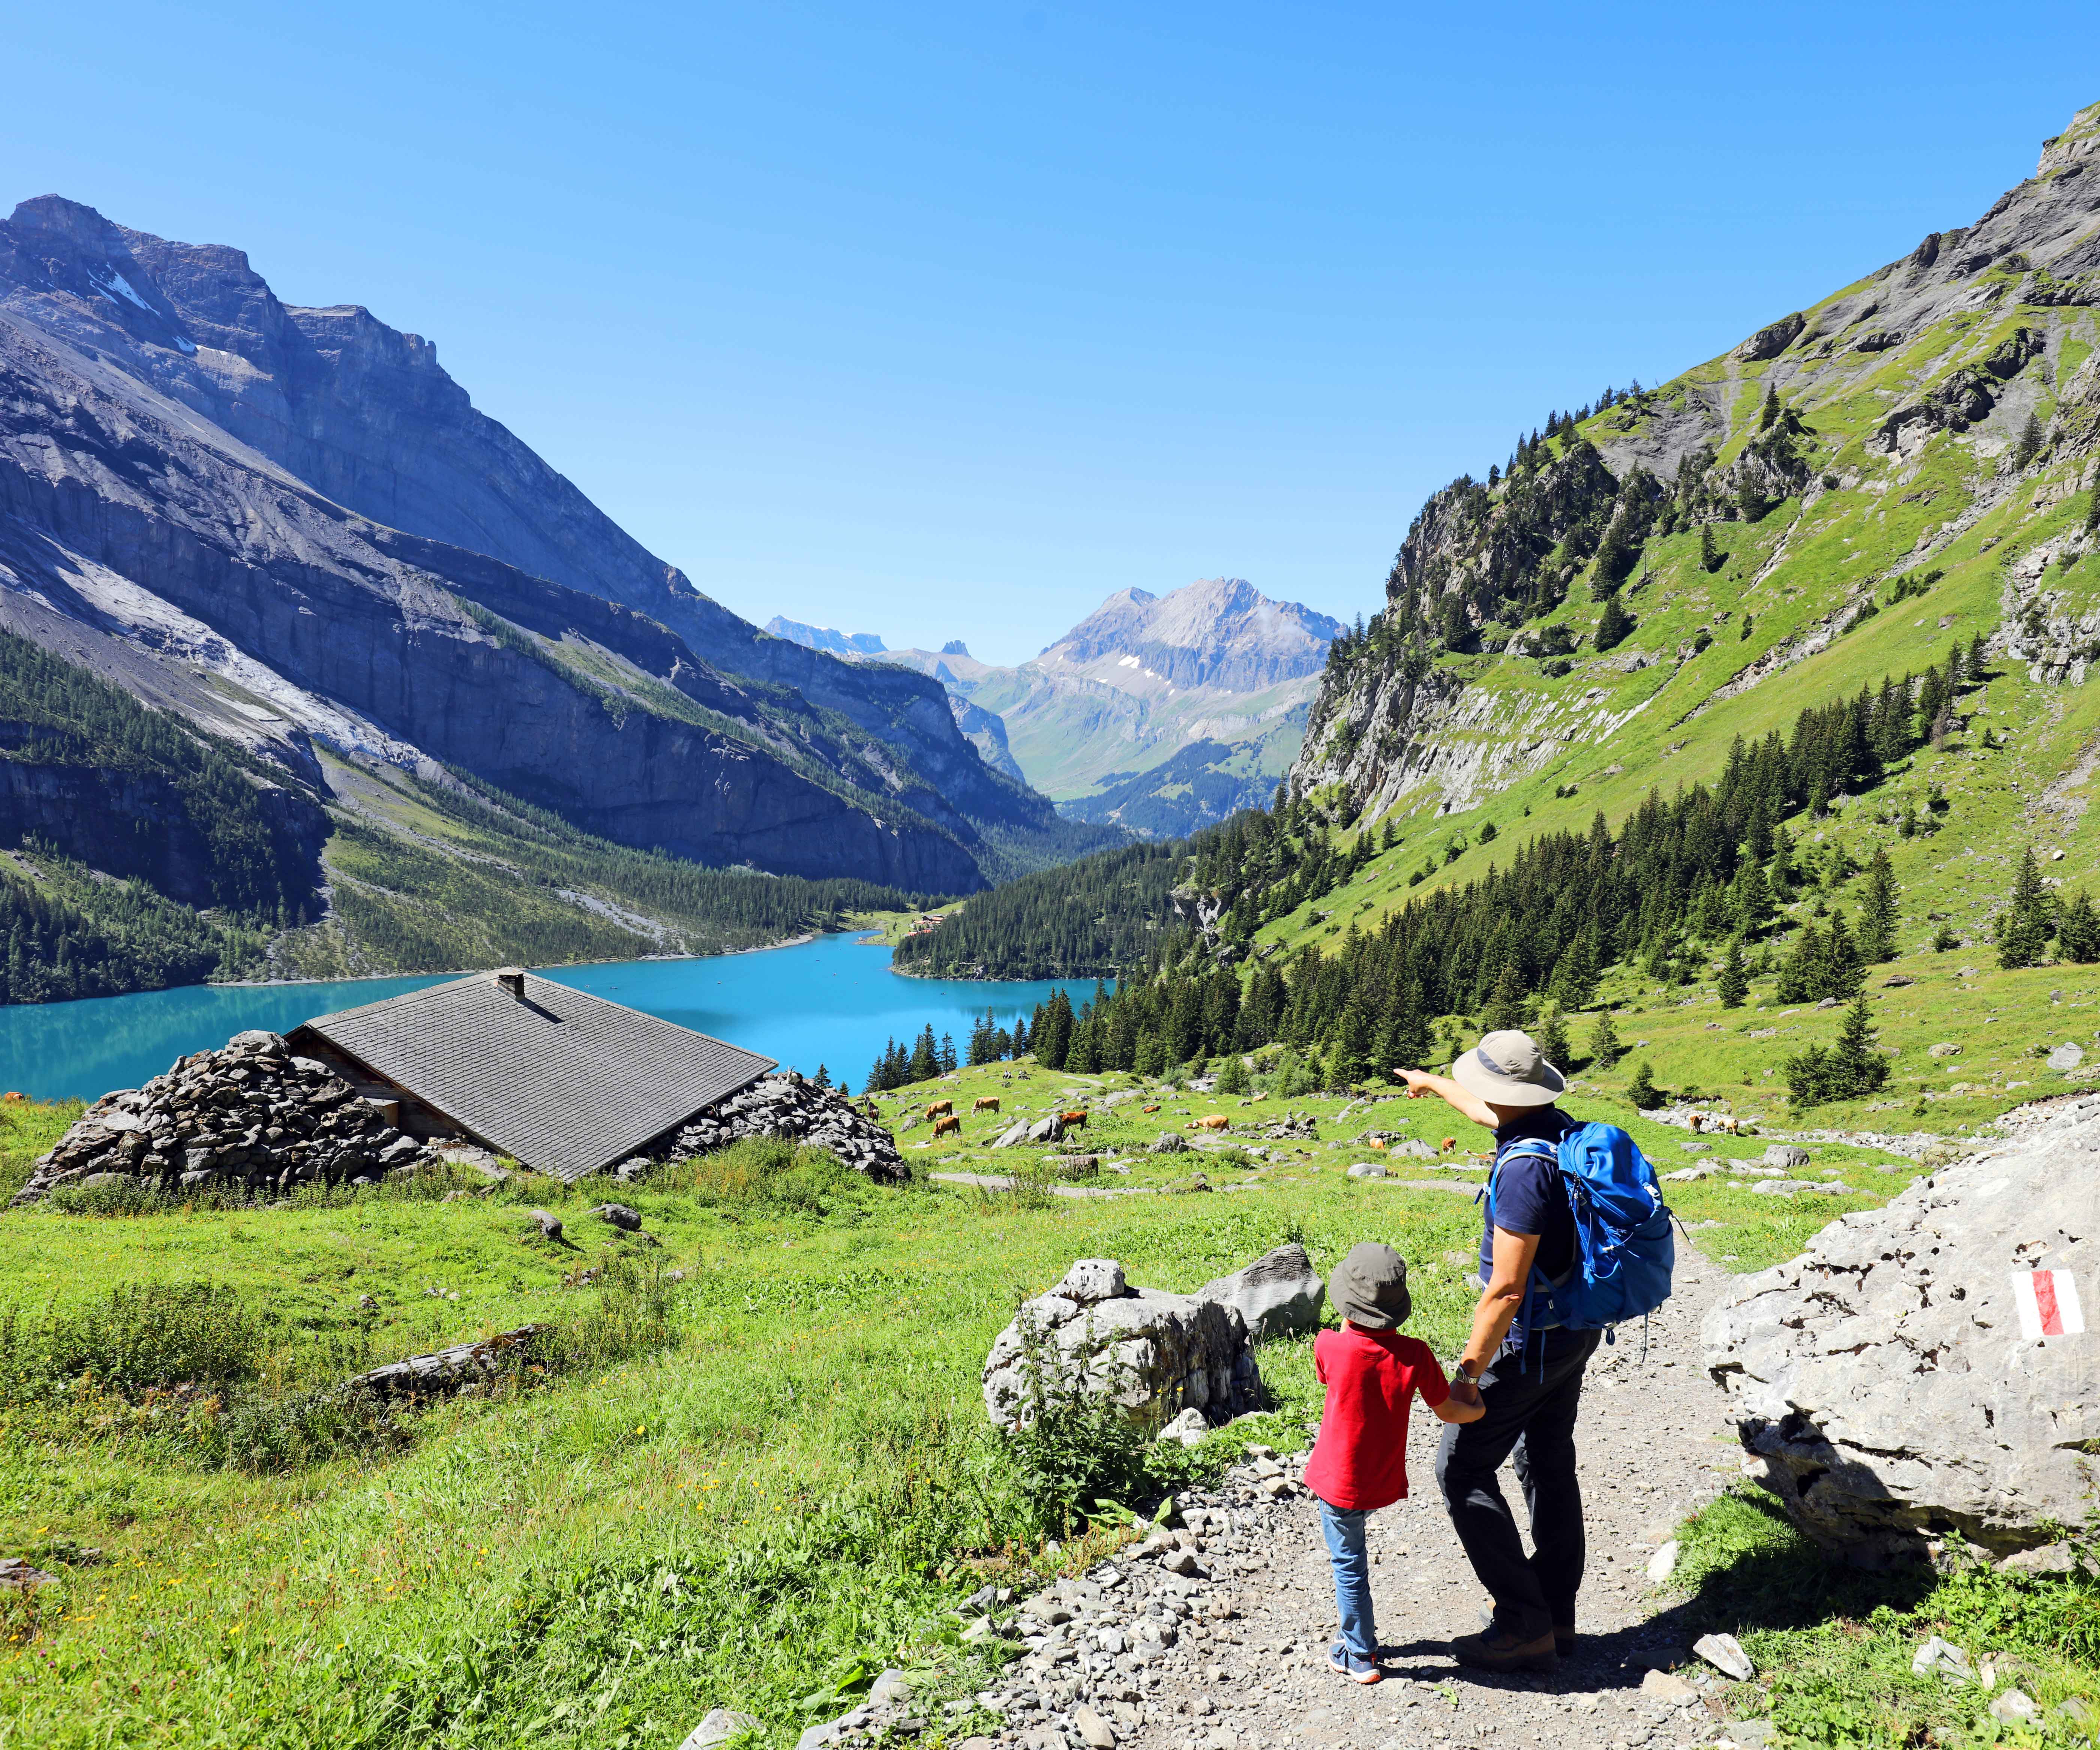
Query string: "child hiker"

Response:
xmin=1304 ymin=1240 xmax=1484 ymax=1684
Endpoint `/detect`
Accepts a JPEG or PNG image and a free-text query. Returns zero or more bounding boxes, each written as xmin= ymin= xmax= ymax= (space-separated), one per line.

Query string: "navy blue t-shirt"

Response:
xmin=1479 ymin=1106 xmax=1582 ymax=1356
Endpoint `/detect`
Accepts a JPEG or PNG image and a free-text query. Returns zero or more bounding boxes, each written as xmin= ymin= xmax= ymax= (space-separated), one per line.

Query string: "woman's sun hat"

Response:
xmin=1451 ymin=1028 xmax=1566 ymax=1107
xmin=1330 ymin=1240 xmax=1412 ymax=1329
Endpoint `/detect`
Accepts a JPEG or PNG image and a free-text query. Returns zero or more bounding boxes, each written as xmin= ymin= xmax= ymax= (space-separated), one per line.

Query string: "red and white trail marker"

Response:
xmin=2012 ymin=1270 xmax=2085 ymax=1342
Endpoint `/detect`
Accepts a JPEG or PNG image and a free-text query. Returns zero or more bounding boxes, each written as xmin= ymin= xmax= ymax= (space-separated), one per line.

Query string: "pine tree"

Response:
xmin=1536 ymin=1003 xmax=1572 ymax=1070
xmin=1998 ymin=847 xmax=2056 ymax=969
xmin=1483 ymin=964 xmax=1531 ymax=1032
xmin=939 ymin=1032 xmax=958 ymax=1074
xmin=1718 ymin=936 xmax=1750 ymax=1008
xmin=1218 ymin=1052 xmax=1249 ymax=1094
xmin=1626 ymin=1058 xmax=1662 ymax=1110
xmin=1700 ymin=524 xmax=1722 ymax=573
xmin=2013 ymin=412 xmax=2045 ymax=472
xmin=814 ymin=1063 xmax=831 ymax=1088
xmin=1586 ymin=1008 xmax=1623 ymax=1069
xmin=1595 ymin=595 xmax=1634 ymax=652
xmin=1830 ymin=994 xmax=1892 ymax=1097
xmin=1759 ymin=384 xmax=1781 ymax=432
xmin=1822 ymin=910 xmax=1864 ymax=997
xmin=1731 ymin=860 xmax=1776 ymax=938
xmin=1549 ymin=926 xmax=1600 ymax=1011
xmin=2059 ymin=890 xmax=2100 ymax=963
xmin=1774 ymin=919 xmax=1824 ymax=1003
xmin=1858 ymin=845 xmax=1900 ymax=962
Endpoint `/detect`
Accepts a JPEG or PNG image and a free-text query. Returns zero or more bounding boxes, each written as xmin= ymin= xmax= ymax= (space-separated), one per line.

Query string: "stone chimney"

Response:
xmin=494 ymin=967 xmax=526 ymax=999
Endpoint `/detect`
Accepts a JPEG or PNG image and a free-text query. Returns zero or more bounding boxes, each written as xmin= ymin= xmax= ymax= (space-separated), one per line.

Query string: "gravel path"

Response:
xmin=954 ymin=1243 xmax=1753 ymax=1750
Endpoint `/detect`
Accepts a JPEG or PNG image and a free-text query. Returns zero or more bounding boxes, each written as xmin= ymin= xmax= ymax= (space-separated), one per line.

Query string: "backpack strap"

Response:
xmin=1484 ymin=1137 xmax=1574 ymax=1368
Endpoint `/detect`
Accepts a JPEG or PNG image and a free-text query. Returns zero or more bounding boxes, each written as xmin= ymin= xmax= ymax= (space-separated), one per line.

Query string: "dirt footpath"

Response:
xmin=973 ymin=1245 xmax=1753 ymax=1750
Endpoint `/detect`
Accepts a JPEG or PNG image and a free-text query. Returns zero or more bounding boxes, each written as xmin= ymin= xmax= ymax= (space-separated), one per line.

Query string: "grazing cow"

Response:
xmin=1439 ymin=1136 xmax=1458 ymax=1155
xmin=1711 ymin=1112 xmax=1742 ymax=1135
xmin=1189 ymin=1114 xmax=1231 ymax=1132
xmin=926 ymin=1099 xmax=954 ymax=1120
xmin=933 ymin=1114 xmax=962 ymax=1138
xmin=973 ymin=1096 xmax=1000 ymax=1114
xmin=1141 ymin=1102 xmax=1161 ymax=1113
xmin=1060 ymin=1110 xmax=1089 ymax=1129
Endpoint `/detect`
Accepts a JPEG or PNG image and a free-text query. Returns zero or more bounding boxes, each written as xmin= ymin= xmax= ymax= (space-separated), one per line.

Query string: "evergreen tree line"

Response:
xmin=0 ymin=629 xmax=320 ymax=919
xmin=0 ymin=856 xmax=254 ymax=1005
xmin=863 ymin=1024 xmax=959 ymax=1093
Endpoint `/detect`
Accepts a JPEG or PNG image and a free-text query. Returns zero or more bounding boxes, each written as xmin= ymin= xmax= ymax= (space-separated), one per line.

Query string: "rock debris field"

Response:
xmin=817 ymin=1245 xmax=1756 ymax=1750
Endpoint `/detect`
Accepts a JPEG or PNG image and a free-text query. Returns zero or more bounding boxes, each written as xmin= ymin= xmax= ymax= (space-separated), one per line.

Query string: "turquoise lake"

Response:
xmin=0 ymin=934 xmax=1083 ymax=1103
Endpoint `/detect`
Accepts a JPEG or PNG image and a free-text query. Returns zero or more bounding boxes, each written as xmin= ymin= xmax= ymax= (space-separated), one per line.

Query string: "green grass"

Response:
xmin=1666 ymin=1488 xmax=2100 ymax=1747
xmin=0 ymin=1051 xmax=1908 ymax=1750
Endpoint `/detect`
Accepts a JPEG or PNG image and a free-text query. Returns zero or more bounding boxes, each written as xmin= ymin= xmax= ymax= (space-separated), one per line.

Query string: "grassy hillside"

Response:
xmin=3 ymin=1056 xmax=2086 ymax=1747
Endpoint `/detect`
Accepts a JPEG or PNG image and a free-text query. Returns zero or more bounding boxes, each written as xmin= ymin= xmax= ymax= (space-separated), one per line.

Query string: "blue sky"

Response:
xmin=6 ymin=4 xmax=2093 ymax=664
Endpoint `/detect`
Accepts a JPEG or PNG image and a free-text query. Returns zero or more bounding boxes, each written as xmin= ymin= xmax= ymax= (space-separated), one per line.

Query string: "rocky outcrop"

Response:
xmin=1703 ymin=1095 xmax=2100 ymax=1565
xmin=982 ymin=1257 xmax=1262 ymax=1432
xmin=12 ymin=1029 xmax=429 ymax=1203
xmin=644 ymin=1072 xmax=907 ymax=1183
xmin=1284 ymin=99 xmax=2100 ymax=823
xmin=1193 ymin=1243 xmax=1324 ymax=1342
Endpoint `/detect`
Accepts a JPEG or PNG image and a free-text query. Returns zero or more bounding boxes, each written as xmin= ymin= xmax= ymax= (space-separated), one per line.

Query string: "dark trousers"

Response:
xmin=1435 ymin=1329 xmax=1602 ymax=1644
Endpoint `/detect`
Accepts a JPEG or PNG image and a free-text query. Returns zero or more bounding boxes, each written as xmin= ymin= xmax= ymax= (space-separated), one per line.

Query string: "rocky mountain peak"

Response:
xmin=1042 ymin=576 xmax=1343 ymax=692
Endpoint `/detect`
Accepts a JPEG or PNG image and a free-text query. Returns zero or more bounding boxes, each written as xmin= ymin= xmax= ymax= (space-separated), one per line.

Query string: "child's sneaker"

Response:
xmin=1327 ymin=1643 xmax=1382 ymax=1685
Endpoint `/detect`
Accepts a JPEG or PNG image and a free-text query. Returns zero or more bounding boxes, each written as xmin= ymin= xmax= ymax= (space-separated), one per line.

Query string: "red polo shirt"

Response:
xmin=1302 ymin=1324 xmax=1450 ymax=1511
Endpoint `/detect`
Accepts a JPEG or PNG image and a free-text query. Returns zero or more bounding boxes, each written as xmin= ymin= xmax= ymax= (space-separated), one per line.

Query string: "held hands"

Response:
xmin=1448 ymin=1375 xmax=1482 ymax=1408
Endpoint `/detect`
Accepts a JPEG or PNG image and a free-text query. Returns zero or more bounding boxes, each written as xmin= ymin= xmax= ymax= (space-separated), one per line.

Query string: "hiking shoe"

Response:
xmin=1327 ymin=1644 xmax=1382 ymax=1685
xmin=1451 ymin=1627 xmax=1558 ymax=1674
xmin=1555 ymin=1624 xmax=1576 ymax=1656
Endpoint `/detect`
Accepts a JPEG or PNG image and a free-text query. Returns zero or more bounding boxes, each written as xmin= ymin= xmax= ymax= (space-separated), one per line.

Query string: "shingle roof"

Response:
xmin=297 ymin=972 xmax=775 ymax=1181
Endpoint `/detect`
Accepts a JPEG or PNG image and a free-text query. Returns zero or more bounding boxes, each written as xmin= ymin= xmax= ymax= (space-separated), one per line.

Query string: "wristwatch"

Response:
xmin=1453 ymin=1359 xmax=1480 ymax=1384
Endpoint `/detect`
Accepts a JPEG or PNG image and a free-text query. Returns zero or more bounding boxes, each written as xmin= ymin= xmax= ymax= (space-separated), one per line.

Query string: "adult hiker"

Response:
xmin=1394 ymin=1027 xmax=1672 ymax=1675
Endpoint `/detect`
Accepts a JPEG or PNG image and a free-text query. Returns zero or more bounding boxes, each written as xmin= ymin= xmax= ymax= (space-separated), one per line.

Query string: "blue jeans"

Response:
xmin=1318 ymin=1499 xmax=1374 ymax=1660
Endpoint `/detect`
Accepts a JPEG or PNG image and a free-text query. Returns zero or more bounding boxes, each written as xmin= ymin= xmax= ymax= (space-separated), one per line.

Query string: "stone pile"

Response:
xmin=644 ymin=1072 xmax=907 ymax=1183
xmin=12 ymin=1030 xmax=428 ymax=1205
xmin=1705 ymin=1093 xmax=2100 ymax=1564
xmin=981 ymin=1253 xmax=1308 ymax=1434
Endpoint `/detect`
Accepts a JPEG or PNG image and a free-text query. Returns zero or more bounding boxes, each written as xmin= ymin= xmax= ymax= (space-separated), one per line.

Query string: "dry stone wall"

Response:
xmin=642 ymin=1072 xmax=908 ymax=1183
xmin=12 ymin=1030 xmax=429 ymax=1204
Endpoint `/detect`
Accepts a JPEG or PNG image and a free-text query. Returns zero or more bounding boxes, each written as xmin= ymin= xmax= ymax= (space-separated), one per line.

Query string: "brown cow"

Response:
xmin=973 ymin=1096 xmax=1001 ymax=1114
xmin=1189 ymin=1114 xmax=1230 ymax=1132
xmin=933 ymin=1114 xmax=962 ymax=1138
xmin=1060 ymin=1110 xmax=1089 ymax=1129
xmin=926 ymin=1099 xmax=954 ymax=1120
xmin=1439 ymin=1136 xmax=1458 ymax=1155
xmin=1141 ymin=1102 xmax=1161 ymax=1113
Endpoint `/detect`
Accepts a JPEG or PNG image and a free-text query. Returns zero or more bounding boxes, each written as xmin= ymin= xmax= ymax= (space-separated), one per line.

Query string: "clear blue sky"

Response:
xmin=6 ymin=4 xmax=2092 ymax=664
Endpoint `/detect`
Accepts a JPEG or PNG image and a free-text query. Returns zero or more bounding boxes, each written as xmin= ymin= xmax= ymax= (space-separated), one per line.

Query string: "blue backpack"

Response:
xmin=1491 ymin=1122 xmax=1675 ymax=1342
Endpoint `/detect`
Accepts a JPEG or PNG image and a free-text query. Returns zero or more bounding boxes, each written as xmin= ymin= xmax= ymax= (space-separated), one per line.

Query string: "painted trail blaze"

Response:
xmin=2011 ymin=1270 xmax=2085 ymax=1341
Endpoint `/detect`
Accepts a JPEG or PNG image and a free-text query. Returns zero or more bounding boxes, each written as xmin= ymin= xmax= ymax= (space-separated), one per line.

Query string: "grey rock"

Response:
xmin=2050 ymin=1043 xmax=2086 ymax=1072
xmin=1694 ymin=1632 xmax=1755 ymax=1680
xmin=1735 ymin=312 xmax=1806 ymax=361
xmin=1996 ymin=1540 xmax=2076 ymax=1575
xmin=1156 ymin=1408 xmax=1209 ymax=1447
xmin=1027 ymin=1115 xmax=1067 ymax=1145
xmin=1928 ymin=1041 xmax=1963 ymax=1058
xmin=982 ymin=1257 xmax=1259 ymax=1432
xmin=594 ymin=1203 xmax=644 ymax=1231
xmin=1911 ymin=1635 xmax=1972 ymax=1680
xmin=1345 ymin=1162 xmax=1387 ymax=1179
xmin=1706 ymin=1097 xmax=2100 ymax=1563
xmin=1150 ymin=1132 xmax=1189 ymax=1155
xmin=679 ymin=1709 xmax=762 ymax=1750
xmin=75 ymin=1171 xmax=138 ymax=1191
xmin=1072 ymin=1704 xmax=1118 ymax=1747
xmin=1762 ymin=1143 xmax=1810 ymax=1171
xmin=229 ymin=1030 xmax=285 ymax=1052
xmin=990 ymin=1119 xmax=1032 ymax=1150
xmin=1720 ymin=1724 xmax=1775 ymax=1747
xmin=1991 ymin=1689 xmax=2042 ymax=1726
xmin=868 ymin=1670 xmax=912 ymax=1706
xmin=529 ymin=1209 xmax=565 ymax=1242
xmin=1194 ymin=1242 xmax=1324 ymax=1342
xmin=0 ymin=1558 xmax=55 ymax=1588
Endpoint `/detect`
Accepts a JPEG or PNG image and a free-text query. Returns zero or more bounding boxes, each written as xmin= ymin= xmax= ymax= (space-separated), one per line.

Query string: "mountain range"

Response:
xmin=770 ymin=577 xmax=1344 ymax=835
xmin=0 ymin=195 xmax=1118 ymax=987
xmin=903 ymin=99 xmax=2100 ymax=1004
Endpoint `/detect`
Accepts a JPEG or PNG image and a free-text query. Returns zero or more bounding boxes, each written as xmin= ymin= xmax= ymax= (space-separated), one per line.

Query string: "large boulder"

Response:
xmin=982 ymin=1257 xmax=1261 ymax=1432
xmin=1704 ymin=1096 xmax=2100 ymax=1565
xmin=1195 ymin=1242 xmax=1324 ymax=1342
